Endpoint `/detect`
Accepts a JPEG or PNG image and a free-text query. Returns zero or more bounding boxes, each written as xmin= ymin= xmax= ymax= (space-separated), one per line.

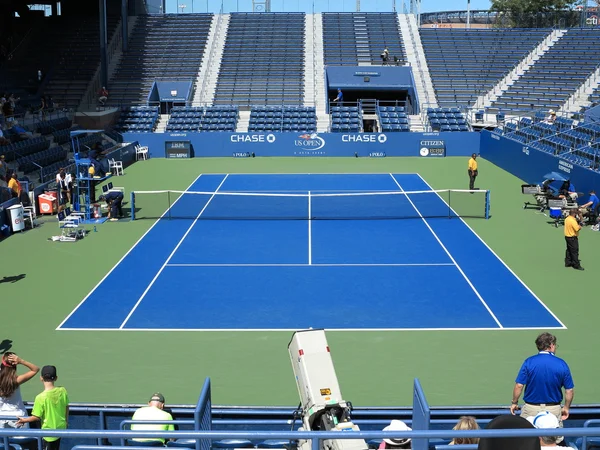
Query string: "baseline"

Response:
xmin=389 ymin=173 xmax=503 ymax=329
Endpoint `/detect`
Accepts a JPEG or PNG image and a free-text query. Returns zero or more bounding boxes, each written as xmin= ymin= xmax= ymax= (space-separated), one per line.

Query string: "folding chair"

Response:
xmin=108 ymin=158 xmax=124 ymax=176
xmin=135 ymin=144 xmax=149 ymax=161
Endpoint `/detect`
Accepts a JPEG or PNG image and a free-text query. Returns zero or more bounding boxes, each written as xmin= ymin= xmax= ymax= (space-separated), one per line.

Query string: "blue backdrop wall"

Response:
xmin=122 ymin=131 xmax=479 ymax=158
xmin=480 ymin=130 xmax=600 ymax=194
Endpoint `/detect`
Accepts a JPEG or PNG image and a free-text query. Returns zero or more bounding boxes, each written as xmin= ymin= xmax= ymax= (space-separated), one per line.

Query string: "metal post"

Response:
xmin=99 ymin=0 xmax=108 ymax=88
xmin=122 ymin=0 xmax=128 ymax=53
xmin=466 ymin=0 xmax=470 ymax=29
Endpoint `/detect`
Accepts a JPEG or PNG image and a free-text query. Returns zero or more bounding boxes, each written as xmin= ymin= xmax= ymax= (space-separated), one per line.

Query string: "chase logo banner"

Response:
xmin=294 ymin=133 xmax=326 ymax=155
xmin=419 ymin=140 xmax=445 ymax=157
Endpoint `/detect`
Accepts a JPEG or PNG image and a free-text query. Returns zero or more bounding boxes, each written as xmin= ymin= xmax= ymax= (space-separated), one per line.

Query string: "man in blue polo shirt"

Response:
xmin=580 ymin=190 xmax=599 ymax=224
xmin=510 ymin=333 xmax=574 ymax=430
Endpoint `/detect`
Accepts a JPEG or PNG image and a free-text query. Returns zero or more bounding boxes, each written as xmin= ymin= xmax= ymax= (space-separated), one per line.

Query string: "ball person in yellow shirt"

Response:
xmin=564 ymin=209 xmax=584 ymax=270
xmin=468 ymin=153 xmax=478 ymax=190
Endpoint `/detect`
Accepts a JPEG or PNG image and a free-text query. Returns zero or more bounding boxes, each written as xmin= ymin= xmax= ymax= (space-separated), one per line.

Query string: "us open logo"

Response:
xmin=294 ymin=133 xmax=325 ymax=151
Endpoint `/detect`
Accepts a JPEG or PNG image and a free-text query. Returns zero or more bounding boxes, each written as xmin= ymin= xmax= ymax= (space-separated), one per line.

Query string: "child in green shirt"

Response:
xmin=17 ymin=365 xmax=69 ymax=450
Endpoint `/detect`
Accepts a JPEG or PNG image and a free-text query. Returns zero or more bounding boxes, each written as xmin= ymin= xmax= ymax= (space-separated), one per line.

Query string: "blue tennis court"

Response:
xmin=58 ymin=173 xmax=564 ymax=331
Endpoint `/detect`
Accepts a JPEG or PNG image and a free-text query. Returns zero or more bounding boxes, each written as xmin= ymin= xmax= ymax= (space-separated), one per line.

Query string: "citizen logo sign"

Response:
xmin=294 ymin=133 xmax=325 ymax=151
xmin=341 ymin=134 xmax=387 ymax=143
xmin=420 ymin=140 xmax=444 ymax=147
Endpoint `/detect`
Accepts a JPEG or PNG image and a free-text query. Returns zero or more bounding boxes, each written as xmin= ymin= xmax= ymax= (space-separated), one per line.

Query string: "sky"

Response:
xmin=162 ymin=0 xmax=493 ymax=14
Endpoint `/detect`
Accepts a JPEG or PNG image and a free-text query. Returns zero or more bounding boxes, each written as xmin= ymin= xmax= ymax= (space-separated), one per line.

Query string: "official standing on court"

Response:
xmin=468 ymin=153 xmax=478 ymax=190
xmin=510 ymin=333 xmax=574 ymax=429
xmin=564 ymin=209 xmax=583 ymax=270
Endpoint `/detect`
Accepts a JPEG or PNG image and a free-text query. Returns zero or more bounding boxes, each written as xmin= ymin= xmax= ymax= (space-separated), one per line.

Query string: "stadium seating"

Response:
xmin=114 ymin=106 xmax=160 ymax=133
xmin=107 ymin=14 xmax=213 ymax=105
xmin=212 ymin=13 xmax=305 ymax=106
xmin=330 ymin=106 xmax=362 ymax=132
xmin=426 ymin=107 xmax=469 ymax=132
xmin=34 ymin=116 xmax=72 ymax=135
xmin=248 ymin=106 xmax=317 ymax=133
xmin=0 ymin=137 xmax=50 ymax=163
xmin=420 ymin=28 xmax=551 ymax=108
xmin=492 ymin=28 xmax=600 ymax=112
xmin=322 ymin=13 xmax=405 ymax=66
xmin=16 ymin=146 xmax=68 ymax=174
xmin=165 ymin=106 xmax=239 ymax=132
xmin=377 ymin=106 xmax=410 ymax=132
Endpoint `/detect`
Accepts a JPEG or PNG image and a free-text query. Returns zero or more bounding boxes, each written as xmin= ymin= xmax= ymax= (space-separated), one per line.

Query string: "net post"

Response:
xmin=485 ymin=190 xmax=490 ymax=219
xmin=130 ymin=192 xmax=135 ymax=221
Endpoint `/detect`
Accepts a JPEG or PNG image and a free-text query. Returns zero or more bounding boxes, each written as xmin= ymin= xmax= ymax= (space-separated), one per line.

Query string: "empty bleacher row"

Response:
xmin=426 ymin=107 xmax=469 ymax=132
xmin=114 ymin=106 xmax=160 ymax=132
xmin=16 ymin=146 xmax=68 ymax=174
xmin=330 ymin=106 xmax=362 ymax=132
xmin=166 ymin=106 xmax=238 ymax=132
xmin=377 ymin=106 xmax=410 ymax=132
xmin=498 ymin=113 xmax=600 ymax=172
xmin=420 ymin=28 xmax=551 ymax=108
xmin=322 ymin=13 xmax=405 ymax=66
xmin=213 ymin=13 xmax=305 ymax=106
xmin=492 ymin=28 xmax=600 ymax=112
xmin=108 ymin=14 xmax=213 ymax=105
xmin=248 ymin=106 xmax=316 ymax=132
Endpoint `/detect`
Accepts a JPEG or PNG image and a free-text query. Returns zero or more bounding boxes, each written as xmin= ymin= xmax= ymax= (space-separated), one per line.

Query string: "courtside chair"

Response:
xmin=108 ymin=158 xmax=124 ymax=176
xmin=135 ymin=144 xmax=149 ymax=161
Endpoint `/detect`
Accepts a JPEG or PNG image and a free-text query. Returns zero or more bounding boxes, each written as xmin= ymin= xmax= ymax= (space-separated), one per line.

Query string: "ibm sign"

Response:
xmin=165 ymin=141 xmax=191 ymax=158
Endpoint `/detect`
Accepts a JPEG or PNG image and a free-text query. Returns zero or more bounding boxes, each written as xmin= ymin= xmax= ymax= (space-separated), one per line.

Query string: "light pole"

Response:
xmin=179 ymin=3 xmax=187 ymax=13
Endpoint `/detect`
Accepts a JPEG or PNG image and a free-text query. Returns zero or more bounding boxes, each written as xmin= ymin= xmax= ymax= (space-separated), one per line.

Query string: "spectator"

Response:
xmin=477 ymin=415 xmax=540 ymax=450
xmin=544 ymin=110 xmax=557 ymax=124
xmin=2 ymin=95 xmax=14 ymax=122
xmin=130 ymin=393 xmax=175 ymax=445
xmin=450 ymin=416 xmax=480 ymax=445
xmin=0 ymin=129 xmax=9 ymax=145
xmin=379 ymin=419 xmax=411 ymax=449
xmin=558 ymin=180 xmax=578 ymax=202
xmin=381 ymin=47 xmax=389 ymax=65
xmin=0 ymin=155 xmax=6 ymax=187
xmin=527 ymin=412 xmax=560 ymax=449
xmin=11 ymin=123 xmax=33 ymax=140
xmin=333 ymin=88 xmax=343 ymax=104
xmin=39 ymin=96 xmax=46 ymax=119
xmin=46 ymin=96 xmax=55 ymax=113
xmin=8 ymin=93 xmax=19 ymax=113
xmin=98 ymin=87 xmax=108 ymax=106
xmin=393 ymin=55 xmax=400 ymax=66
xmin=17 ymin=365 xmax=69 ymax=450
xmin=510 ymin=333 xmax=574 ymax=429
xmin=8 ymin=172 xmax=21 ymax=198
xmin=0 ymin=352 xmax=40 ymax=428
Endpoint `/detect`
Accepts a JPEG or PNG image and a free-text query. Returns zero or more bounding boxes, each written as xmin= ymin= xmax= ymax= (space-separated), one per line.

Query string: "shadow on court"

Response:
xmin=0 ymin=274 xmax=26 ymax=284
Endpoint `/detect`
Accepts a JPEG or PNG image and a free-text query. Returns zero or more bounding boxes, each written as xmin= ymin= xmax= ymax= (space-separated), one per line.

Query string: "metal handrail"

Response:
xmin=197 ymin=8 xmax=224 ymax=106
xmin=404 ymin=14 xmax=432 ymax=107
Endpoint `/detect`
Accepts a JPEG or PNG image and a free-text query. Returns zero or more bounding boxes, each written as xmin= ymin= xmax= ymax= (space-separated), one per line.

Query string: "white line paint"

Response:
xmin=118 ymin=174 xmax=229 ymax=329
xmin=58 ymin=326 xmax=566 ymax=332
xmin=56 ymin=173 xmax=205 ymax=331
xmin=308 ymin=190 xmax=312 ymax=265
xmin=389 ymin=173 xmax=504 ymax=329
xmin=165 ymin=263 xmax=456 ymax=267
xmin=415 ymin=173 xmax=567 ymax=329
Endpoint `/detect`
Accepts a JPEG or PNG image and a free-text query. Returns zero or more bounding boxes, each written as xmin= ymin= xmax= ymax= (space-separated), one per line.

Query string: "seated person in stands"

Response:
xmin=10 ymin=122 xmax=33 ymax=140
xmin=379 ymin=420 xmax=411 ymax=449
xmin=449 ymin=416 xmax=480 ymax=445
xmin=100 ymin=190 xmax=124 ymax=222
xmin=579 ymin=190 xmax=599 ymax=223
xmin=558 ymin=180 xmax=578 ymax=201
xmin=544 ymin=110 xmax=557 ymax=124
xmin=130 ymin=393 xmax=174 ymax=445
xmin=98 ymin=87 xmax=108 ymax=106
xmin=0 ymin=129 xmax=9 ymax=145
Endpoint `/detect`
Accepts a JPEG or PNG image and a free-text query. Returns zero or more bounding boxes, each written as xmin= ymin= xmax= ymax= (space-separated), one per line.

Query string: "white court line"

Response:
xmin=118 ymin=174 xmax=229 ymax=329
xmin=415 ymin=173 xmax=567 ymax=329
xmin=308 ymin=191 xmax=312 ymax=265
xmin=60 ymin=326 xmax=566 ymax=332
xmin=165 ymin=263 xmax=455 ymax=267
xmin=389 ymin=173 xmax=504 ymax=329
xmin=56 ymin=173 xmax=206 ymax=331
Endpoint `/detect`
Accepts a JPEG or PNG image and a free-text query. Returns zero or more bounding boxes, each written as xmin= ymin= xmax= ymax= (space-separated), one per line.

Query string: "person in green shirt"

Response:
xmin=17 ymin=365 xmax=69 ymax=450
xmin=131 ymin=393 xmax=175 ymax=444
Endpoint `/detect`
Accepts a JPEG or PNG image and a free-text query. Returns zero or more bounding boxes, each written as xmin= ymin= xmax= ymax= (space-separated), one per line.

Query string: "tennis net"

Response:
xmin=129 ymin=189 xmax=490 ymax=221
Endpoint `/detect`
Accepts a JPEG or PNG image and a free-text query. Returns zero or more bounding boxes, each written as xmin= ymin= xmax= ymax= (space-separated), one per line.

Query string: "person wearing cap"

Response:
xmin=544 ymin=110 xmax=557 ymax=124
xmin=100 ymin=190 xmax=124 ymax=222
xmin=468 ymin=153 xmax=478 ymax=190
xmin=564 ymin=208 xmax=584 ymax=270
xmin=477 ymin=415 xmax=540 ymax=450
xmin=17 ymin=365 xmax=69 ymax=450
xmin=131 ymin=393 xmax=175 ymax=444
xmin=379 ymin=419 xmax=411 ymax=449
xmin=510 ymin=333 xmax=574 ymax=429
xmin=527 ymin=411 xmax=560 ymax=448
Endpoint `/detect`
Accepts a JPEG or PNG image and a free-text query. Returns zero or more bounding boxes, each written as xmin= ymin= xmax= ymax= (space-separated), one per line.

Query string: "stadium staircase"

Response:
xmin=398 ymin=14 xmax=437 ymax=109
xmin=305 ymin=14 xmax=329 ymax=132
xmin=560 ymin=65 xmax=600 ymax=114
xmin=193 ymin=13 xmax=229 ymax=105
xmin=490 ymin=28 xmax=600 ymax=112
xmin=235 ymin=111 xmax=251 ymax=132
xmin=474 ymin=29 xmax=563 ymax=116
